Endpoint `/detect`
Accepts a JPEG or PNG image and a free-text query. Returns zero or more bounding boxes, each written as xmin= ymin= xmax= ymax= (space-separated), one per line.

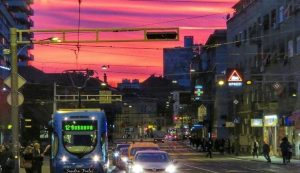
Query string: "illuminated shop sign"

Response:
xmin=227 ymin=69 xmax=243 ymax=87
xmin=194 ymin=85 xmax=204 ymax=100
xmin=251 ymin=119 xmax=263 ymax=127
xmin=264 ymin=115 xmax=278 ymax=127
xmin=63 ymin=121 xmax=97 ymax=131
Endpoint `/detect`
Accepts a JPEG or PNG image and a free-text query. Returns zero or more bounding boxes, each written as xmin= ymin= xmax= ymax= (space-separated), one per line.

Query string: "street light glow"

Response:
xmin=218 ymin=80 xmax=225 ymax=86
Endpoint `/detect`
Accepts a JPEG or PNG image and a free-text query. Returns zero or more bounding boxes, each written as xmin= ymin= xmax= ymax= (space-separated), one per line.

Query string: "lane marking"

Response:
xmin=182 ymin=163 xmax=220 ymax=173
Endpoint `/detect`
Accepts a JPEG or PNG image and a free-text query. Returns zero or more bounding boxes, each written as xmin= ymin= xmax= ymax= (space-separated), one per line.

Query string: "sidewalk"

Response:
xmin=233 ymin=155 xmax=300 ymax=165
xmin=183 ymin=140 xmax=300 ymax=165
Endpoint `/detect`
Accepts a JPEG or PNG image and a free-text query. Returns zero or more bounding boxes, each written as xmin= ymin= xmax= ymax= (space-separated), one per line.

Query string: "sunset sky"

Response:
xmin=30 ymin=0 xmax=238 ymax=86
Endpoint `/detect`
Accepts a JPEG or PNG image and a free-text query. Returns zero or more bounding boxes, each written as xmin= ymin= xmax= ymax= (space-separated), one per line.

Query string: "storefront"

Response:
xmin=289 ymin=110 xmax=300 ymax=159
xmin=263 ymin=115 xmax=278 ymax=155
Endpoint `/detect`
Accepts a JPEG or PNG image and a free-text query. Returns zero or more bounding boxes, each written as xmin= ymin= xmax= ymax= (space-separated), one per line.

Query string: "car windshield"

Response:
xmin=117 ymin=144 xmax=130 ymax=150
xmin=62 ymin=120 xmax=97 ymax=155
xmin=120 ymin=148 xmax=129 ymax=156
xmin=130 ymin=147 xmax=159 ymax=156
xmin=136 ymin=153 xmax=170 ymax=162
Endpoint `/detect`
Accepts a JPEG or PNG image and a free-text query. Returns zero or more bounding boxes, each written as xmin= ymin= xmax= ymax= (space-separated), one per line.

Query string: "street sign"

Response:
xmin=228 ymin=69 xmax=243 ymax=87
xmin=7 ymin=92 xmax=24 ymax=106
xmin=4 ymin=74 xmax=26 ymax=89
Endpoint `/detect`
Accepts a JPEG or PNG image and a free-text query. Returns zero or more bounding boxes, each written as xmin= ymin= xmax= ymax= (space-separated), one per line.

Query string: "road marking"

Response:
xmin=182 ymin=163 xmax=220 ymax=173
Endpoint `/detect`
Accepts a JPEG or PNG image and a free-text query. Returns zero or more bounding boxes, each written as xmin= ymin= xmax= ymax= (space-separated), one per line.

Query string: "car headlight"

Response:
xmin=132 ymin=164 xmax=143 ymax=173
xmin=61 ymin=155 xmax=68 ymax=162
xmin=93 ymin=155 xmax=100 ymax=162
xmin=165 ymin=164 xmax=176 ymax=173
xmin=121 ymin=157 xmax=128 ymax=162
xmin=114 ymin=152 xmax=119 ymax=157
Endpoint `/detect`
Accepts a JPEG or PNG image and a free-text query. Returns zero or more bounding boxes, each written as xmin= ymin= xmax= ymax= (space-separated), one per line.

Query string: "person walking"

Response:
xmin=262 ymin=142 xmax=271 ymax=162
xmin=0 ymin=144 xmax=14 ymax=173
xmin=280 ymin=137 xmax=291 ymax=164
xmin=21 ymin=144 xmax=34 ymax=173
xmin=32 ymin=142 xmax=44 ymax=173
xmin=252 ymin=139 xmax=259 ymax=158
xmin=206 ymin=138 xmax=213 ymax=158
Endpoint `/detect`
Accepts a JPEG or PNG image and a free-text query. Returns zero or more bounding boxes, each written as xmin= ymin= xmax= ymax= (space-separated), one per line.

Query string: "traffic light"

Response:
xmin=146 ymin=31 xmax=178 ymax=40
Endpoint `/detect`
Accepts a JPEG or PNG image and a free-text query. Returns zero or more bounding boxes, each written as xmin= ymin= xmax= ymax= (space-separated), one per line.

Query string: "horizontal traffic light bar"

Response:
xmin=15 ymin=27 xmax=179 ymax=44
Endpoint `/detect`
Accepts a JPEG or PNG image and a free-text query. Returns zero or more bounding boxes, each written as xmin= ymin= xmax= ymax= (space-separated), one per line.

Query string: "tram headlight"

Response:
xmin=121 ymin=156 xmax=128 ymax=162
xmin=165 ymin=164 xmax=176 ymax=173
xmin=93 ymin=155 xmax=100 ymax=162
xmin=61 ymin=155 xmax=68 ymax=162
xmin=132 ymin=164 xmax=143 ymax=173
xmin=113 ymin=152 xmax=119 ymax=158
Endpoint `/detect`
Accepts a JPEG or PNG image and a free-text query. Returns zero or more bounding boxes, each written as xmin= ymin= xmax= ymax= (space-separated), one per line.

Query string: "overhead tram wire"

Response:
xmin=75 ymin=0 xmax=82 ymax=69
xmin=37 ymin=44 xmax=159 ymax=59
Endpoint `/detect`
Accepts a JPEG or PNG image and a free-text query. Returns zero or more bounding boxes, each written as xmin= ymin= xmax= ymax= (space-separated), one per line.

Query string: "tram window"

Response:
xmin=101 ymin=133 xmax=108 ymax=161
xmin=63 ymin=131 xmax=97 ymax=155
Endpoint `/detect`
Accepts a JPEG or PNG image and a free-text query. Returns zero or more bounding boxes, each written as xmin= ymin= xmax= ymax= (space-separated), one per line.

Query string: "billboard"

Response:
xmin=264 ymin=115 xmax=278 ymax=127
xmin=251 ymin=119 xmax=263 ymax=127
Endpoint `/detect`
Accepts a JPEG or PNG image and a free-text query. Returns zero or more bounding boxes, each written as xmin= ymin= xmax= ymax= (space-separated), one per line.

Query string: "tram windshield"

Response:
xmin=62 ymin=120 xmax=97 ymax=155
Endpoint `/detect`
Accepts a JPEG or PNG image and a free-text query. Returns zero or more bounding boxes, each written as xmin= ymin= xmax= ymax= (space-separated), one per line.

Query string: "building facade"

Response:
xmin=163 ymin=36 xmax=196 ymax=89
xmin=227 ymin=0 xmax=300 ymax=156
xmin=0 ymin=0 xmax=34 ymax=144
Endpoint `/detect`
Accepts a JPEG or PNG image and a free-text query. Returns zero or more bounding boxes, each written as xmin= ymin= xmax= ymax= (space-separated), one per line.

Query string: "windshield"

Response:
xmin=62 ymin=120 xmax=97 ymax=155
xmin=120 ymin=148 xmax=129 ymax=156
xmin=130 ymin=147 xmax=159 ymax=156
xmin=136 ymin=153 xmax=169 ymax=162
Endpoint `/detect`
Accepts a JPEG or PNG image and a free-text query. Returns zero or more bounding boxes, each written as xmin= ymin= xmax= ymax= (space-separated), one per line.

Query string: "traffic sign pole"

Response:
xmin=10 ymin=28 xmax=20 ymax=173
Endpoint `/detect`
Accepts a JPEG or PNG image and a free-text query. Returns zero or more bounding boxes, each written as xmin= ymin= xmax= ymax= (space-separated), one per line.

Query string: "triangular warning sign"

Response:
xmin=228 ymin=70 xmax=242 ymax=82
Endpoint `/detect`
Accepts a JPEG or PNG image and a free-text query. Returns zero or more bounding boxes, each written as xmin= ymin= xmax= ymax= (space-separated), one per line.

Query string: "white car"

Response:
xmin=127 ymin=150 xmax=177 ymax=173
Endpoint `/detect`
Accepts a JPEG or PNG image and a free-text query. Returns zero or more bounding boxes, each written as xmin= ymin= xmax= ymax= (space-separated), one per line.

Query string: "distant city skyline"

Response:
xmin=31 ymin=0 xmax=237 ymax=86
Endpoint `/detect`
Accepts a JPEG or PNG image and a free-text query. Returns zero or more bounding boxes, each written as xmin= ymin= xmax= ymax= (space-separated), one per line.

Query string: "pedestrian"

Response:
xmin=32 ymin=142 xmax=44 ymax=173
xmin=0 ymin=144 xmax=14 ymax=173
xmin=280 ymin=137 xmax=291 ymax=164
xmin=262 ymin=141 xmax=271 ymax=162
xmin=21 ymin=144 xmax=34 ymax=173
xmin=252 ymin=139 xmax=259 ymax=158
xmin=206 ymin=138 xmax=213 ymax=158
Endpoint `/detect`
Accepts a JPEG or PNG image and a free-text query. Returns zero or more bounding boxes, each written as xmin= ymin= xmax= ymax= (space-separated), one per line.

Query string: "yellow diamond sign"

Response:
xmin=4 ymin=74 xmax=26 ymax=89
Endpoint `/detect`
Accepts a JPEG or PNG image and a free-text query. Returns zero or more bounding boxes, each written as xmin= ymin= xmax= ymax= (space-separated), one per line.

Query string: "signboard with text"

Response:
xmin=264 ymin=115 xmax=278 ymax=127
xmin=251 ymin=119 xmax=263 ymax=127
xmin=227 ymin=69 xmax=243 ymax=87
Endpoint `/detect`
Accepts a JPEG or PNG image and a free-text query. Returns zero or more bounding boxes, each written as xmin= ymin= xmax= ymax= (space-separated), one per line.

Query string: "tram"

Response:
xmin=50 ymin=109 xmax=108 ymax=173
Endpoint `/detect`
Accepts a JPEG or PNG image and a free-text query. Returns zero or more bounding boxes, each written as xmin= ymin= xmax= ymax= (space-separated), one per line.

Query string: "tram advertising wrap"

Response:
xmin=50 ymin=109 xmax=108 ymax=173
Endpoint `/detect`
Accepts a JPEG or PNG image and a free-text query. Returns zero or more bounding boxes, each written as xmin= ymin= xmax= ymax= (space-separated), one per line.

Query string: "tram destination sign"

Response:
xmin=63 ymin=121 xmax=97 ymax=131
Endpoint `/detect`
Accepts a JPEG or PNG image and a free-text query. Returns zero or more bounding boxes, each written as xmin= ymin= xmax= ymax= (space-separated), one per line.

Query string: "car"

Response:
xmin=116 ymin=147 xmax=130 ymax=170
xmin=112 ymin=143 xmax=131 ymax=165
xmin=128 ymin=142 xmax=160 ymax=160
xmin=127 ymin=150 xmax=177 ymax=173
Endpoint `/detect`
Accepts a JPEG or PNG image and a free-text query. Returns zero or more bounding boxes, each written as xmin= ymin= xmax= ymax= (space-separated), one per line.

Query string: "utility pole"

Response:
xmin=10 ymin=28 xmax=20 ymax=173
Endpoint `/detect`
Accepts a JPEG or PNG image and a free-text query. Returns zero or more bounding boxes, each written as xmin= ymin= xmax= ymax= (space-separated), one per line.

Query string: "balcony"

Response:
xmin=8 ymin=1 xmax=33 ymax=15
xmin=13 ymin=12 xmax=28 ymax=22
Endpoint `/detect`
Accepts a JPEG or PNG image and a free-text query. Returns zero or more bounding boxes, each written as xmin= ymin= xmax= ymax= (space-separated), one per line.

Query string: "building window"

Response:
xmin=288 ymin=40 xmax=294 ymax=58
xmin=263 ymin=14 xmax=270 ymax=31
xmin=297 ymin=36 xmax=300 ymax=55
xmin=271 ymin=9 xmax=277 ymax=28
xmin=279 ymin=6 xmax=284 ymax=23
